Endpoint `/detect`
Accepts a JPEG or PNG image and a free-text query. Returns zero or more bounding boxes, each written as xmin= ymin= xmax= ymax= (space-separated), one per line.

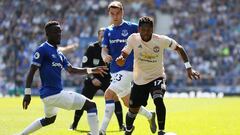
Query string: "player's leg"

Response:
xmin=102 ymin=80 xmax=124 ymax=131
xmin=54 ymin=90 xmax=99 ymax=135
xmin=100 ymin=89 xmax=117 ymax=134
xmin=70 ymin=79 xmax=98 ymax=130
xmin=124 ymin=83 xmax=143 ymax=135
xmin=150 ymin=78 xmax=166 ymax=134
xmin=113 ymin=96 xmax=125 ymax=131
xmin=20 ymin=100 xmax=58 ymax=135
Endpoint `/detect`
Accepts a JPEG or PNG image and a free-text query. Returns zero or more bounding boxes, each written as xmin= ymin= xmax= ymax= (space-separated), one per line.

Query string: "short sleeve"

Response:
xmin=61 ymin=53 xmax=71 ymax=69
xmin=102 ymin=29 xmax=109 ymax=48
xmin=122 ymin=34 xmax=134 ymax=54
xmin=161 ymin=35 xmax=177 ymax=50
xmin=32 ymin=47 xmax=45 ymax=67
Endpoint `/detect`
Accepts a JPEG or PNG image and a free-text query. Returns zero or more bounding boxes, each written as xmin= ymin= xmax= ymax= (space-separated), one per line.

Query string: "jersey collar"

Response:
xmin=45 ymin=41 xmax=55 ymax=48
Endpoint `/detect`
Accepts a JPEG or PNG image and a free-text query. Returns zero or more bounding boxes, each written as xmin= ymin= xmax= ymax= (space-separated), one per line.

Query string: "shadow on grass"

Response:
xmin=73 ymin=129 xmax=121 ymax=133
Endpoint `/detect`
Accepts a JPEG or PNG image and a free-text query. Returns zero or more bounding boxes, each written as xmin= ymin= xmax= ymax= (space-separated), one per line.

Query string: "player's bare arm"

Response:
xmin=175 ymin=44 xmax=200 ymax=80
xmin=66 ymin=65 xmax=108 ymax=77
xmin=58 ymin=43 xmax=79 ymax=54
xmin=101 ymin=47 xmax=112 ymax=64
xmin=23 ymin=65 xmax=39 ymax=110
xmin=116 ymin=51 xmax=129 ymax=67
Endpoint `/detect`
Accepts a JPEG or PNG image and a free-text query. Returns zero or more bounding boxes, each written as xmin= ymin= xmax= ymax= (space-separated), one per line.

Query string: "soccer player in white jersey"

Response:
xmin=116 ymin=16 xmax=200 ymax=135
xmin=100 ymin=1 xmax=156 ymax=135
xmin=19 ymin=21 xmax=108 ymax=135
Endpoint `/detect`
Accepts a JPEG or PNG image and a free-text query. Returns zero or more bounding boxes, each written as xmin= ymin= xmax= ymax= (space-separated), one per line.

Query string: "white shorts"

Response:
xmin=109 ymin=70 xmax=133 ymax=98
xmin=42 ymin=90 xmax=87 ymax=118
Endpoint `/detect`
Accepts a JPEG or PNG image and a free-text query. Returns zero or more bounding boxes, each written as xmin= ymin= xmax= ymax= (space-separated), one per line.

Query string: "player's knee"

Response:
xmin=104 ymin=89 xmax=116 ymax=100
xmin=83 ymin=100 xmax=97 ymax=111
xmin=40 ymin=115 xmax=56 ymax=126
xmin=127 ymin=109 xmax=138 ymax=117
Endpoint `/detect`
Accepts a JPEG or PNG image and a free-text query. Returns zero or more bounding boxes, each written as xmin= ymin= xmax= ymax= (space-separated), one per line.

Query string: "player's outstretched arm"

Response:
xmin=101 ymin=47 xmax=112 ymax=64
xmin=23 ymin=65 xmax=38 ymax=110
xmin=175 ymin=44 xmax=200 ymax=80
xmin=66 ymin=65 xmax=108 ymax=76
xmin=115 ymin=51 xmax=129 ymax=67
xmin=58 ymin=43 xmax=79 ymax=54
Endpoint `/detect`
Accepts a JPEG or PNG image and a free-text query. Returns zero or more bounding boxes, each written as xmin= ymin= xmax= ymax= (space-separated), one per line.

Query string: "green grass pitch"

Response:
xmin=0 ymin=96 xmax=240 ymax=135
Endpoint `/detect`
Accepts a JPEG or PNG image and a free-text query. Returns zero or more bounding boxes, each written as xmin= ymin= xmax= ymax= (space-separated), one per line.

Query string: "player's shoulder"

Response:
xmin=35 ymin=42 xmax=48 ymax=51
xmin=123 ymin=20 xmax=138 ymax=27
xmin=88 ymin=41 xmax=98 ymax=48
xmin=128 ymin=33 xmax=139 ymax=39
xmin=152 ymin=34 xmax=171 ymax=40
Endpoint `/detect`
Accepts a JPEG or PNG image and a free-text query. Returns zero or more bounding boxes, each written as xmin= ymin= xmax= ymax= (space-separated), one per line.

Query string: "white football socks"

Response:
xmin=20 ymin=118 xmax=42 ymax=135
xmin=87 ymin=111 xmax=99 ymax=135
xmin=100 ymin=100 xmax=115 ymax=132
xmin=139 ymin=106 xmax=152 ymax=120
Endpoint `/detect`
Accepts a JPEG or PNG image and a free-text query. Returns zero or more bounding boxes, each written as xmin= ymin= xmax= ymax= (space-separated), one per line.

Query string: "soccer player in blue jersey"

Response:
xmin=99 ymin=1 xmax=156 ymax=135
xmin=20 ymin=21 xmax=107 ymax=135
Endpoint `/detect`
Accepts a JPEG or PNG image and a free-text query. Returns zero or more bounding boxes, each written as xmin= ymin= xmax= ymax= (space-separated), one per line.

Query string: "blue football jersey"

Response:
xmin=102 ymin=20 xmax=138 ymax=73
xmin=32 ymin=42 xmax=71 ymax=98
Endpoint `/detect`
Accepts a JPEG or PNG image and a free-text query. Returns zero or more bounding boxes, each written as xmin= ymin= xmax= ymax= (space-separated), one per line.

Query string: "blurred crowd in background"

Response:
xmin=0 ymin=0 xmax=239 ymax=96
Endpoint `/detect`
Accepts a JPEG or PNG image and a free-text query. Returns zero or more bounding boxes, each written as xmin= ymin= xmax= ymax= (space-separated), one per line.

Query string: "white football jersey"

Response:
xmin=122 ymin=33 xmax=177 ymax=85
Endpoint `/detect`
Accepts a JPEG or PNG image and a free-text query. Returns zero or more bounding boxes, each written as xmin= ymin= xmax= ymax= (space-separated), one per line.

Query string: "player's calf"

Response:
xmin=40 ymin=115 xmax=56 ymax=126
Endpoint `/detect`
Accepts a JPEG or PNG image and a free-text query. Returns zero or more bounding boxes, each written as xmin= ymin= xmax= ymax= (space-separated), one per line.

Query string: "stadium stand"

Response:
xmin=0 ymin=0 xmax=239 ymax=96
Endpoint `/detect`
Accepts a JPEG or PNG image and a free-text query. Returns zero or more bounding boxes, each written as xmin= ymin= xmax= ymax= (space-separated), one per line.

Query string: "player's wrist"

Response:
xmin=86 ymin=68 xmax=93 ymax=74
xmin=24 ymin=88 xmax=31 ymax=95
xmin=184 ymin=62 xmax=192 ymax=69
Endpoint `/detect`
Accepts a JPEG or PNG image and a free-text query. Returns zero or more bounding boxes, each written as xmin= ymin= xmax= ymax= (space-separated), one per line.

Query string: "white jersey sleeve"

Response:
xmin=122 ymin=34 xmax=135 ymax=55
xmin=160 ymin=35 xmax=178 ymax=50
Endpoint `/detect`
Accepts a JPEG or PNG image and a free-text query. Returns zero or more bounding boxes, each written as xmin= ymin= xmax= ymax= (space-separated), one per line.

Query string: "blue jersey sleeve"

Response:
xmin=61 ymin=53 xmax=71 ymax=69
xmin=102 ymin=29 xmax=110 ymax=48
xmin=32 ymin=47 xmax=45 ymax=67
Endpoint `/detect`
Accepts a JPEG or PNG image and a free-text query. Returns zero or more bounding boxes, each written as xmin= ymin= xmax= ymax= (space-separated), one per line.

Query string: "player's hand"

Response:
xmin=91 ymin=66 xmax=108 ymax=77
xmin=103 ymin=54 xmax=113 ymax=64
xmin=187 ymin=68 xmax=200 ymax=80
xmin=115 ymin=55 xmax=125 ymax=67
xmin=92 ymin=78 xmax=102 ymax=87
xmin=22 ymin=95 xmax=31 ymax=110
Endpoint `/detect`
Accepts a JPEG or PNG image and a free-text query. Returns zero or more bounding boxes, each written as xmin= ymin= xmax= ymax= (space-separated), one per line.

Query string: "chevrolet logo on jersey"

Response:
xmin=140 ymin=52 xmax=158 ymax=59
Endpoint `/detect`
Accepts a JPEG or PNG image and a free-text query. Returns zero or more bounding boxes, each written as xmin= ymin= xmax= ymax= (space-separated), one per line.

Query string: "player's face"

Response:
xmin=47 ymin=25 xmax=62 ymax=45
xmin=139 ymin=24 xmax=153 ymax=42
xmin=109 ymin=7 xmax=123 ymax=26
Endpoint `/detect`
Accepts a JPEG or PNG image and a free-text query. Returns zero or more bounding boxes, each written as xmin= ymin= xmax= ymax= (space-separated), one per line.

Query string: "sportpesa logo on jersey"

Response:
xmin=109 ymin=39 xmax=127 ymax=44
xmin=52 ymin=62 xmax=63 ymax=68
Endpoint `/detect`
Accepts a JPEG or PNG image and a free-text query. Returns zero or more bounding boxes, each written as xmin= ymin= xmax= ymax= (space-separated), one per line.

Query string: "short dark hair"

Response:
xmin=139 ymin=16 xmax=154 ymax=28
xmin=45 ymin=21 xmax=60 ymax=32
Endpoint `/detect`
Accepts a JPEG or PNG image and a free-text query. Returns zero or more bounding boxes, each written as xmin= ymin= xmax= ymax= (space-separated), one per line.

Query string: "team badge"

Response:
xmin=82 ymin=56 xmax=88 ymax=63
xmin=93 ymin=58 xmax=100 ymax=65
xmin=153 ymin=46 xmax=160 ymax=53
xmin=34 ymin=52 xmax=40 ymax=59
xmin=121 ymin=29 xmax=128 ymax=37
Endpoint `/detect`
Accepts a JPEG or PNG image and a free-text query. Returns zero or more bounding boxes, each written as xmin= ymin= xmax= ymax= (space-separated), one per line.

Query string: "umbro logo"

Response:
xmin=138 ymin=44 xmax=142 ymax=48
xmin=52 ymin=54 xmax=57 ymax=58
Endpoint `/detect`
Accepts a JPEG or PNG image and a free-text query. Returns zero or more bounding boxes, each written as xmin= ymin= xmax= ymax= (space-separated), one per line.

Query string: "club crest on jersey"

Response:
xmin=34 ymin=52 xmax=40 ymax=59
xmin=153 ymin=46 xmax=160 ymax=53
xmin=93 ymin=58 xmax=100 ymax=65
xmin=138 ymin=44 xmax=142 ymax=48
xmin=121 ymin=29 xmax=128 ymax=37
